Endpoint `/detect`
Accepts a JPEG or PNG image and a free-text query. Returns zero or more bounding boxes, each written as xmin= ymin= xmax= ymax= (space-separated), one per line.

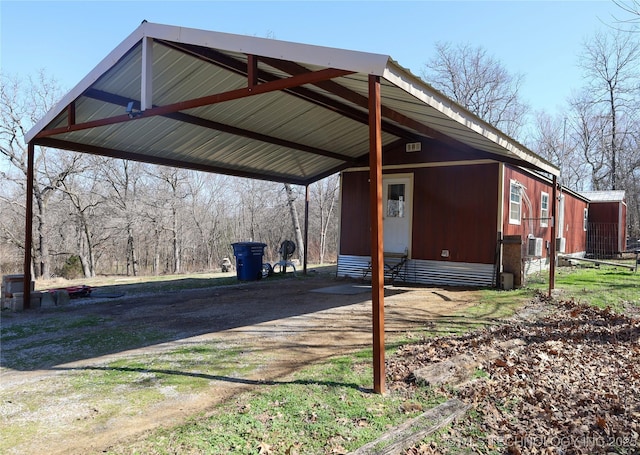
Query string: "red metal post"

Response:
xmin=369 ymin=75 xmax=385 ymax=394
xmin=247 ymin=54 xmax=258 ymax=89
xmin=23 ymin=142 xmax=35 ymax=309
xmin=549 ymin=175 xmax=557 ymax=297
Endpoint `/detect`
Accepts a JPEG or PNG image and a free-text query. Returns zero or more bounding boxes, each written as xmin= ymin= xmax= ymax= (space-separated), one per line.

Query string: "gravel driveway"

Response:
xmin=1 ymin=272 xmax=479 ymax=454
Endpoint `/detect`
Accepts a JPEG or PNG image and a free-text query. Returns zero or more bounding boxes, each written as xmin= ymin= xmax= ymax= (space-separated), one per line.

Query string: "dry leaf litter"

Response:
xmin=386 ymin=295 xmax=640 ymax=455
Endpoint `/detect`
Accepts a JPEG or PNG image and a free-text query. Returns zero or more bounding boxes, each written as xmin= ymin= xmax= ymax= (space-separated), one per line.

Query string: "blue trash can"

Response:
xmin=231 ymin=242 xmax=267 ymax=281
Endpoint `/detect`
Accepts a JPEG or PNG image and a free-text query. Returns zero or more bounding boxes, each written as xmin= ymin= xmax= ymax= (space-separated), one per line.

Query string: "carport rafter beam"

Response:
xmin=256 ymin=57 xmax=524 ymax=171
xmin=35 ymin=67 xmax=354 ymax=139
xmin=83 ymin=89 xmax=355 ymax=164
xmin=33 ymin=137 xmax=311 ymax=186
xmin=159 ymin=40 xmax=418 ymax=141
xmin=259 ymin=56 xmax=423 ymax=142
xmin=255 ymin=56 xmax=550 ymax=174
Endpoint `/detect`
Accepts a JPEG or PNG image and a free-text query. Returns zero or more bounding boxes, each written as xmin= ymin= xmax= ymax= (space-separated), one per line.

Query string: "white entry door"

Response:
xmin=383 ymin=175 xmax=413 ymax=255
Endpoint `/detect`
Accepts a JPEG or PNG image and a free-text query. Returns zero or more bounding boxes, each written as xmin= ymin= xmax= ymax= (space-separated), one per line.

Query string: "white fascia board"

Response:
xmin=382 ymin=61 xmax=560 ymax=177
xmin=25 ymin=23 xmax=147 ymax=144
xmin=142 ymin=22 xmax=391 ymax=75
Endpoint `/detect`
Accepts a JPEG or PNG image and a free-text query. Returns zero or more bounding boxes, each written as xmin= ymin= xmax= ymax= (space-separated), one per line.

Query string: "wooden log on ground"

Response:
xmin=558 ymin=255 xmax=636 ymax=271
xmin=347 ymin=398 xmax=470 ymax=455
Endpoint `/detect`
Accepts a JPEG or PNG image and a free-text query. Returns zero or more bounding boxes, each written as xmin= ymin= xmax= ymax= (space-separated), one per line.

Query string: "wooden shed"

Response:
xmin=582 ymin=190 xmax=627 ymax=258
xmin=337 ymin=140 xmax=588 ymax=288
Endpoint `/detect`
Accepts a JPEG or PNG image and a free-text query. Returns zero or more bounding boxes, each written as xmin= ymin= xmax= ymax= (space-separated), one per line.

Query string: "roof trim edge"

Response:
xmin=25 ymin=22 xmax=148 ymax=144
xmin=382 ymin=61 xmax=560 ymax=177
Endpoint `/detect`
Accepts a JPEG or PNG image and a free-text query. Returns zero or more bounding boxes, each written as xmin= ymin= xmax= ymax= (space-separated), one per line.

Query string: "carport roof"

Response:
xmin=25 ymin=21 xmax=559 ymax=185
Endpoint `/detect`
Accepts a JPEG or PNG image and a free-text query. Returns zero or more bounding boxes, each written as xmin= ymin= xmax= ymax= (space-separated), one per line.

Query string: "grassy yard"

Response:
xmin=528 ymin=261 xmax=639 ymax=311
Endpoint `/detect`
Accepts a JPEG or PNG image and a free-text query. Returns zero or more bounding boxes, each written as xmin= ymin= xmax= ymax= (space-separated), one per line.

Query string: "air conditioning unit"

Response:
xmin=527 ymin=237 xmax=544 ymax=257
xmin=556 ymin=237 xmax=566 ymax=253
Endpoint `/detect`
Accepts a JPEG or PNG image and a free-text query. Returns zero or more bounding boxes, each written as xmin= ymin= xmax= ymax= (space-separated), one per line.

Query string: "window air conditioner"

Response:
xmin=556 ymin=237 xmax=566 ymax=253
xmin=527 ymin=237 xmax=544 ymax=257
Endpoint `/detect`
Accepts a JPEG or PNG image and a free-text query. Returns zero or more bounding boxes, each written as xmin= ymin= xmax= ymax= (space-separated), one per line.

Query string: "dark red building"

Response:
xmin=582 ymin=191 xmax=627 ymax=258
xmin=337 ymin=139 xmax=588 ymax=287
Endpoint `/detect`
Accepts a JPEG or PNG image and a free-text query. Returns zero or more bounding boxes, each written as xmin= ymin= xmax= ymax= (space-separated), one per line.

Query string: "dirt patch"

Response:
xmin=1 ymin=273 xmax=482 ymax=455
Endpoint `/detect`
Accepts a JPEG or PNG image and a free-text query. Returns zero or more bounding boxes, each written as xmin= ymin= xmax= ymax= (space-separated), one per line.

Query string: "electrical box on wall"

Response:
xmin=441 ymin=249 xmax=450 ymax=258
xmin=405 ymin=142 xmax=421 ymax=153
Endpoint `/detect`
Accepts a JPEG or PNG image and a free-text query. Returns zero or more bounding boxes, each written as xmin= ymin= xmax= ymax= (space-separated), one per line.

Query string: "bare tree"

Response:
xmin=578 ymin=30 xmax=640 ymax=190
xmin=97 ymin=159 xmax=145 ymax=276
xmin=421 ymin=42 xmax=530 ymax=138
xmin=58 ymin=164 xmax=107 ymax=278
xmin=613 ymin=0 xmax=640 ymax=31
xmin=146 ymin=167 xmax=189 ymax=274
xmin=185 ymin=172 xmax=232 ymax=270
xmin=284 ymin=183 xmax=305 ymax=264
xmin=309 ymin=174 xmax=339 ymax=264
xmin=0 ymin=71 xmax=83 ymax=278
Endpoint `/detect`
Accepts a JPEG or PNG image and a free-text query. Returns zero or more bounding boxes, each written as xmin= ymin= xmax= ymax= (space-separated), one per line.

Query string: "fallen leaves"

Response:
xmin=387 ymin=298 xmax=640 ymax=454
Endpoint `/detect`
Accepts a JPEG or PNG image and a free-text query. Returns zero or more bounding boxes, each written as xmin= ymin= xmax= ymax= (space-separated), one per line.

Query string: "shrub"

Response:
xmin=59 ymin=255 xmax=84 ymax=279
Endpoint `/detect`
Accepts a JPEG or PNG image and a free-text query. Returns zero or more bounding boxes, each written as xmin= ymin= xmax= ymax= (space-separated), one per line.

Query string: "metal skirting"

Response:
xmin=337 ymin=255 xmax=494 ymax=287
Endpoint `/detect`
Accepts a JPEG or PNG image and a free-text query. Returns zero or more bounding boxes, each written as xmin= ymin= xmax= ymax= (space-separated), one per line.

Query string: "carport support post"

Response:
xmin=303 ymin=185 xmax=309 ymax=275
xmin=23 ymin=142 xmax=35 ymax=309
xmin=548 ymin=175 xmax=557 ymax=297
xmin=369 ymin=75 xmax=385 ymax=394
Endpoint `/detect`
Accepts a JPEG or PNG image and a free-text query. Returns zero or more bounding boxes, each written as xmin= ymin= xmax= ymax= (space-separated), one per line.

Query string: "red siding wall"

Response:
xmin=559 ymin=191 xmax=588 ymax=254
xmin=588 ymin=202 xmax=622 ymax=224
xmin=502 ymin=166 xmax=587 ymax=255
xmin=339 ymin=163 xmax=499 ymax=264
xmin=411 ymin=165 xmax=498 ymax=263
xmin=339 ymin=172 xmax=371 ymax=256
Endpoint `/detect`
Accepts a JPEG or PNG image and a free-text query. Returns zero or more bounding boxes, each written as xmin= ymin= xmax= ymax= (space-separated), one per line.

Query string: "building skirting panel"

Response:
xmin=337 ymin=255 xmax=495 ymax=287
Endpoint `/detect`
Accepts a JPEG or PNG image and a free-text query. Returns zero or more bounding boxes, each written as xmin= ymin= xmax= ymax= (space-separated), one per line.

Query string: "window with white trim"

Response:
xmin=509 ymin=181 xmax=521 ymax=225
xmin=540 ymin=192 xmax=549 ymax=227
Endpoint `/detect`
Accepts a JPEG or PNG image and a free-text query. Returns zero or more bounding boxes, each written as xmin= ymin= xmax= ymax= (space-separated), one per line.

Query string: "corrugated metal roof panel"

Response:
xmin=27 ymin=21 xmax=559 ymax=185
xmin=581 ymin=190 xmax=626 ymax=202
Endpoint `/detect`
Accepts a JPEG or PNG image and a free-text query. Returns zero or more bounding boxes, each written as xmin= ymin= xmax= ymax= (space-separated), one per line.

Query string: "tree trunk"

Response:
xmin=284 ymin=183 xmax=305 ymax=264
xmin=126 ymin=225 xmax=138 ymax=276
xmin=172 ymin=206 xmax=181 ymax=274
xmin=34 ymin=195 xmax=49 ymax=278
xmin=153 ymin=225 xmax=160 ymax=275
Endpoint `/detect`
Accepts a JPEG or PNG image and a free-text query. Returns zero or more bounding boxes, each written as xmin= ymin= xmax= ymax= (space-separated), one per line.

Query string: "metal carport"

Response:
xmin=23 ymin=21 xmax=560 ymax=394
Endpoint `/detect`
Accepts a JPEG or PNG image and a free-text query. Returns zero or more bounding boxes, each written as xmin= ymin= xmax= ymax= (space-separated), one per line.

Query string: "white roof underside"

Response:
xmin=26 ymin=21 xmax=559 ymax=184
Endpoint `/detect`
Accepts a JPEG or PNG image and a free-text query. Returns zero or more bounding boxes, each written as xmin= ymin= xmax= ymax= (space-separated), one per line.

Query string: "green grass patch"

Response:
xmin=0 ymin=419 xmax=41 ymax=454
xmin=70 ymin=341 xmax=257 ymax=396
xmin=471 ymin=287 xmax=533 ymax=320
xmin=107 ymin=353 xmax=445 ymax=455
xmin=529 ymin=265 xmax=639 ymax=311
xmin=413 ymin=287 xmax=535 ymax=339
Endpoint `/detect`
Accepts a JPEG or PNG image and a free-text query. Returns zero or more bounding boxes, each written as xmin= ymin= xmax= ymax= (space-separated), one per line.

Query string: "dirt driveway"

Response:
xmin=1 ymin=272 xmax=482 ymax=454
